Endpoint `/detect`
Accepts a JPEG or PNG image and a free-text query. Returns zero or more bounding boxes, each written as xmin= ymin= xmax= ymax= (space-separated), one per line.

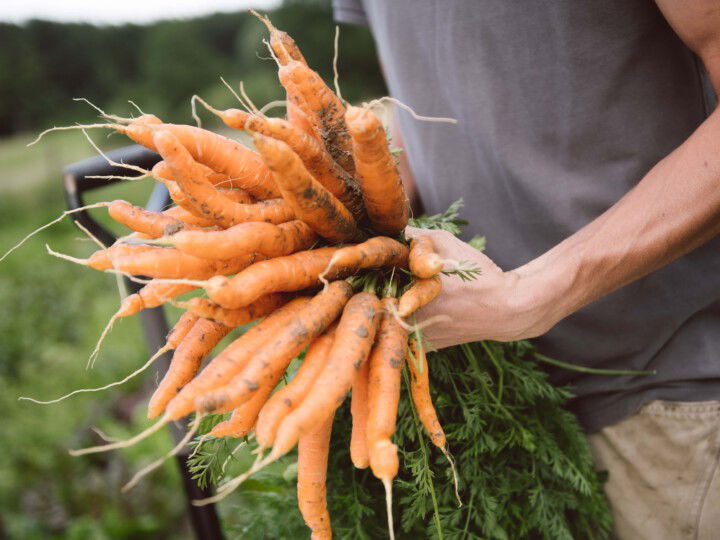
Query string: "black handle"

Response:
xmin=62 ymin=145 xmax=225 ymax=540
xmin=63 ymin=144 xmax=163 ymax=247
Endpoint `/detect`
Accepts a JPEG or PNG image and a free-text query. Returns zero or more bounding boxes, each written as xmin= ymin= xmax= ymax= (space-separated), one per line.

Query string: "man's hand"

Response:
xmin=407 ymin=104 xmax=720 ymax=351
xmin=404 ymin=227 xmax=555 ymax=349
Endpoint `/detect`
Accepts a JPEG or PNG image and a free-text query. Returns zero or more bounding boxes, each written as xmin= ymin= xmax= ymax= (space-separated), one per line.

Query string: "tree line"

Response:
xmin=0 ymin=0 xmax=386 ymax=136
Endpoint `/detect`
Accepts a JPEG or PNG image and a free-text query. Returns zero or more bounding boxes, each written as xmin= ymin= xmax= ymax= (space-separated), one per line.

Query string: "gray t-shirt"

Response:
xmin=334 ymin=0 xmax=720 ymax=432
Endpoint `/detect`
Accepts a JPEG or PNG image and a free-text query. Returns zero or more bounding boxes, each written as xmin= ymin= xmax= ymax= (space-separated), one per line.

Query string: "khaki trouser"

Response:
xmin=587 ymin=400 xmax=720 ymax=540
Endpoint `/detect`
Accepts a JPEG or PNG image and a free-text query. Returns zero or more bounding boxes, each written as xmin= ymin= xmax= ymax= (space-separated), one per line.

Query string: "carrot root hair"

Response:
xmin=220 ymin=439 xmax=249 ymax=475
xmin=188 ymin=432 xmax=213 ymax=460
xmin=84 ymin=173 xmax=151 ymax=182
xmin=90 ymin=426 xmax=119 ymax=443
xmin=80 ymin=129 xmax=151 ymax=177
xmin=86 ymin=311 xmax=122 ymax=370
xmin=45 ymin=245 xmax=90 ymax=267
xmin=27 ymin=122 xmax=122 ymax=147
xmin=0 ymin=202 xmax=111 ymax=264
xmin=190 ymin=95 xmax=204 ymax=128
xmin=387 ymin=301 xmax=451 ymax=333
xmin=317 ymin=255 xmax=338 ymax=289
xmin=69 ymin=413 xmax=170 ymax=456
xmin=127 ymin=100 xmax=146 ymax=116
xmin=73 ymin=220 xmax=107 ymax=249
xmin=192 ymin=450 xmax=276 ymax=506
xmin=101 ymin=268 xmax=155 ymax=286
xmin=383 ymin=478 xmax=395 ymax=540
xmin=121 ymin=414 xmax=204 ymax=492
xmin=257 ymin=99 xmax=287 ymax=117
xmin=191 ymin=94 xmax=228 ymax=129
xmin=127 ymin=276 xmax=209 ymax=288
xmin=73 ymin=97 xmax=135 ymax=124
xmin=238 ymin=81 xmax=261 ymax=115
xmin=442 ymin=445 xmax=462 ymax=507
xmin=333 ymin=25 xmax=343 ymax=102
xmin=364 ymin=96 xmax=458 ymax=125
xmin=18 ymin=344 xmax=170 ymax=405
xmin=219 ymin=76 xmax=254 ymax=113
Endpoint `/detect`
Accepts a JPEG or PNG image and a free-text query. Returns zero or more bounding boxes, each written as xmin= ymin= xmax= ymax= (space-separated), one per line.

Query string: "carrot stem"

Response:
xmin=533 ymin=352 xmax=656 ymax=376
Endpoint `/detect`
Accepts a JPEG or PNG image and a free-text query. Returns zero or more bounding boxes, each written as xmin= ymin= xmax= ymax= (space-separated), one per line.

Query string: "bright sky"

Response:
xmin=0 ymin=0 xmax=283 ymax=25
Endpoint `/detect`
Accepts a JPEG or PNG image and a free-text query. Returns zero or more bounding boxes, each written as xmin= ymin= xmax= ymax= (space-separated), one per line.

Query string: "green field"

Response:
xmin=0 ymin=129 xmax=194 ymax=539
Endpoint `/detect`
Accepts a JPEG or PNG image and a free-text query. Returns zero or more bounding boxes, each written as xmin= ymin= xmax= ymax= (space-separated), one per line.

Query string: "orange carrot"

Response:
xmin=286 ymin=100 xmax=320 ymax=141
xmin=175 ymin=294 xmax=289 ymax=328
xmin=279 ymin=60 xmax=354 ymax=175
xmin=121 ymin=122 xmax=279 ymax=199
xmin=253 ymin=10 xmax=307 ymax=66
xmin=255 ymin=326 xmax=336 ymax=448
xmin=345 ymin=106 xmax=409 ymax=235
xmin=165 ymin=311 xmax=201 ymax=350
xmin=195 ymin=280 xmax=353 ymax=416
xmin=210 ymin=108 xmax=363 ymax=219
xmin=110 ymin=249 xmax=263 ymax=280
xmin=409 ymin=235 xmax=442 ymax=278
xmin=406 ymin=338 xmax=445 ymax=449
xmin=82 ymin=243 xmax=156 ymax=272
xmin=202 ymin=247 xmax=339 ymax=309
xmin=162 ymin=206 xmax=216 ymax=228
xmin=207 ymin=407 xmax=251 ymax=438
xmin=164 ymin=220 xmax=317 ymax=260
xmin=406 ymin=336 xmax=461 ymax=504
xmin=147 ymin=318 xmax=230 ymax=418
xmin=118 ymin=281 xmax=197 ymax=318
xmin=250 ymin=118 xmax=363 ymax=219
xmin=151 ymin=161 xmax=201 ymax=216
xmin=366 ymin=298 xmax=408 ymax=480
xmin=350 ymin=355 xmax=370 ymax=469
xmin=132 ymin=113 xmax=163 ymax=125
xmin=323 ymin=236 xmax=408 ymax=277
xmin=397 ymin=276 xmax=442 ymax=318
xmin=297 ymin=414 xmax=334 ymax=540
xmin=153 ymin=130 xmax=293 ymax=228
xmin=253 ymin=134 xmax=359 ymax=243
xmin=152 ymin=160 xmax=256 ymax=198
xmin=208 ymin=340 xmax=290 ymax=438
xmin=165 ymin=296 xmax=312 ymax=421
xmin=271 ymin=292 xmax=381 ymax=459
xmin=108 ymin=200 xmax=198 ymax=237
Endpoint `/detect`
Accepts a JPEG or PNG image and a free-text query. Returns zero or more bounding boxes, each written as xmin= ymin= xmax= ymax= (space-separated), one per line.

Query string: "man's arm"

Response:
xmin=414 ymin=2 xmax=720 ymax=349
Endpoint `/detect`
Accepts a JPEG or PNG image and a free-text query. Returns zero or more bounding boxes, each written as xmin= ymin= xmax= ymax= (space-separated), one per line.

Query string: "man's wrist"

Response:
xmin=504 ymin=260 xmax=573 ymax=340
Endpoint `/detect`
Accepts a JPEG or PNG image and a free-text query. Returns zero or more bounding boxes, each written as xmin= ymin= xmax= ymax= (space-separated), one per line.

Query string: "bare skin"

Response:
xmin=403 ymin=1 xmax=720 ymax=350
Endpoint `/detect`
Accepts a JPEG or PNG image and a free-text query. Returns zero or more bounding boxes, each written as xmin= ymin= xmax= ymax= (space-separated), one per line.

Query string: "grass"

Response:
xmin=0 ymin=129 xmax=192 ymax=538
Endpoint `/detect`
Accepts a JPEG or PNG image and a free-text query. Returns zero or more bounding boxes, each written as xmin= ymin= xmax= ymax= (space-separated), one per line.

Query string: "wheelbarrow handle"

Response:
xmin=61 ymin=145 xmax=225 ymax=540
xmin=62 ymin=144 xmax=163 ymax=247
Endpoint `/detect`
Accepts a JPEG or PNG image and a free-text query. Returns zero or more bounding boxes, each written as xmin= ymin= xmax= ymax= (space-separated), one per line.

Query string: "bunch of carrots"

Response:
xmin=17 ymin=13 xmax=467 ymax=539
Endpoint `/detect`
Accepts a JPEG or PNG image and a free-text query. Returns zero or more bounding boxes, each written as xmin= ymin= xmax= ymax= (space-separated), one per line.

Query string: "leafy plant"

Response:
xmin=188 ymin=200 xmax=612 ymax=538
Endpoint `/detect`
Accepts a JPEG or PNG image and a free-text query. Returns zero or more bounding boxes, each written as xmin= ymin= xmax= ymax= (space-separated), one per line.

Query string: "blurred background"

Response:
xmin=0 ymin=0 xmax=386 ymax=537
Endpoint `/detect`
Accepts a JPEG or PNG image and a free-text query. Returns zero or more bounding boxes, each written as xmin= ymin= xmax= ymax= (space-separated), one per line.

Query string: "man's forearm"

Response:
xmin=514 ymin=107 xmax=720 ymax=331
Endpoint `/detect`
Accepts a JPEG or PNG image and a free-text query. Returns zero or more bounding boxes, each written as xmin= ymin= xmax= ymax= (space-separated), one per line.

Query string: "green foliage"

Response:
xmin=0 ymin=1 xmax=386 ymax=136
xmin=185 ymin=200 xmax=612 ymax=538
xmin=441 ymin=261 xmax=483 ymax=282
xmin=408 ymin=198 xmax=468 ymax=236
xmin=468 ymin=235 xmax=487 ymax=252
xmin=190 ymin=341 xmax=611 ymax=538
xmin=0 ymin=131 xmax=190 ymax=537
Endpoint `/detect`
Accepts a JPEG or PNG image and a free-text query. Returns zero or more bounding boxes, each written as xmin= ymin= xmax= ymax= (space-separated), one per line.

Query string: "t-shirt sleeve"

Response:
xmin=332 ymin=0 xmax=369 ymax=26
